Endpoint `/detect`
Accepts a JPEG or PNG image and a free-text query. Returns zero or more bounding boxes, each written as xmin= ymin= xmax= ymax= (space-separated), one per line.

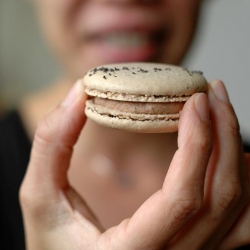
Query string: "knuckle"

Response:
xmin=19 ymin=182 xmax=42 ymax=212
xmin=186 ymin=127 xmax=212 ymax=155
xmin=36 ymin=117 xmax=58 ymax=144
xmin=172 ymin=194 xmax=202 ymax=221
xmin=35 ymin=106 xmax=62 ymax=144
xmin=19 ymin=183 xmax=45 ymax=218
xmin=35 ymin=107 xmax=78 ymax=148
xmin=19 ymin=182 xmax=30 ymax=209
xmin=215 ymin=181 xmax=242 ymax=213
xmin=196 ymin=133 xmax=212 ymax=153
xmin=19 ymin=182 xmax=57 ymax=223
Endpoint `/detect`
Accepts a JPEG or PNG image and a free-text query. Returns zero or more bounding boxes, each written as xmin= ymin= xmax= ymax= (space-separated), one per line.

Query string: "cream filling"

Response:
xmin=86 ymin=102 xmax=180 ymax=122
xmin=85 ymin=87 xmax=190 ymax=103
xmin=92 ymin=97 xmax=184 ymax=115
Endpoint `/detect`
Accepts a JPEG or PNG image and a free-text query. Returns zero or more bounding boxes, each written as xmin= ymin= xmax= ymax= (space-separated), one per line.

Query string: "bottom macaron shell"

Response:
xmin=85 ymin=104 xmax=179 ymax=133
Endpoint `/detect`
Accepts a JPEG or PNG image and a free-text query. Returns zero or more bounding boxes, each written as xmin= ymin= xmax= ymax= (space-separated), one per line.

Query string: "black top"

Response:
xmin=0 ymin=110 xmax=30 ymax=250
xmin=0 ymin=110 xmax=249 ymax=250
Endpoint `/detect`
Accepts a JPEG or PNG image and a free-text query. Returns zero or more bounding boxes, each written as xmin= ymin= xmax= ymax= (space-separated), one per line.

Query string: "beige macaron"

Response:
xmin=83 ymin=62 xmax=207 ymax=133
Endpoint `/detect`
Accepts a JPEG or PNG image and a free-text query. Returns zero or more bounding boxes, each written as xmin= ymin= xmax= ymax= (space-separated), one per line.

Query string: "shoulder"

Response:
xmin=0 ymin=110 xmax=30 ymax=250
xmin=0 ymin=109 xmax=31 ymax=151
xmin=0 ymin=110 xmax=31 ymax=179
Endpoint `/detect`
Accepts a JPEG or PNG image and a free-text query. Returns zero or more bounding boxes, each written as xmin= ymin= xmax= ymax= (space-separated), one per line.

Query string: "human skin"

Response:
xmin=21 ymin=0 xmax=202 ymax=135
xmin=19 ymin=0 xmax=250 ymax=249
xmin=20 ymin=81 xmax=250 ymax=249
xmin=35 ymin=0 xmax=202 ymax=81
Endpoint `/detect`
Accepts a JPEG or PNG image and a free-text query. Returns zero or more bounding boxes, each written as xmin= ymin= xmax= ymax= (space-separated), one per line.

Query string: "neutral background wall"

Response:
xmin=0 ymin=0 xmax=60 ymax=106
xmin=185 ymin=0 xmax=250 ymax=141
xmin=0 ymin=0 xmax=250 ymax=139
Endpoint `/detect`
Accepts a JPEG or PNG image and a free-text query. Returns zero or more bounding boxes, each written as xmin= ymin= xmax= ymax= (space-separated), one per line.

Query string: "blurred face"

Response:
xmin=36 ymin=0 xmax=202 ymax=80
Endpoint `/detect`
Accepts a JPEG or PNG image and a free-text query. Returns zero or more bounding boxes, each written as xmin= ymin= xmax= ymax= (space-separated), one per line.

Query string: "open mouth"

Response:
xmin=87 ymin=28 xmax=165 ymax=46
xmin=95 ymin=31 xmax=156 ymax=48
xmin=86 ymin=29 xmax=166 ymax=62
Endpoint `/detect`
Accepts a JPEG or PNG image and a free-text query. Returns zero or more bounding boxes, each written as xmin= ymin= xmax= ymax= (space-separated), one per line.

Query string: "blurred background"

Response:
xmin=0 ymin=0 xmax=250 ymax=140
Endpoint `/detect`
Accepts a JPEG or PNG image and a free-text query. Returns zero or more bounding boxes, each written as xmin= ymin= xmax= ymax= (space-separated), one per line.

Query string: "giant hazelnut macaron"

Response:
xmin=83 ymin=62 xmax=207 ymax=133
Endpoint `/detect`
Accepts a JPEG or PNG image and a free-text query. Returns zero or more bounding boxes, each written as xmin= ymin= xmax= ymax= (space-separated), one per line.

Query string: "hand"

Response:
xmin=218 ymin=154 xmax=250 ymax=249
xmin=20 ymin=80 xmax=250 ymax=249
xmin=166 ymin=81 xmax=250 ymax=250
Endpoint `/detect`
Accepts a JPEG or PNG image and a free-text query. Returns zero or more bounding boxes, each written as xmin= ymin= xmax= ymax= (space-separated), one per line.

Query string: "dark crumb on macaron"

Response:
xmin=183 ymin=68 xmax=203 ymax=76
xmin=154 ymin=68 xmax=162 ymax=72
xmin=138 ymin=68 xmax=148 ymax=73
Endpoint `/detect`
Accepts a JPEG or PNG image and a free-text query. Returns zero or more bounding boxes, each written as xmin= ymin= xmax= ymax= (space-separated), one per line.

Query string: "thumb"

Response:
xmin=106 ymin=93 xmax=212 ymax=250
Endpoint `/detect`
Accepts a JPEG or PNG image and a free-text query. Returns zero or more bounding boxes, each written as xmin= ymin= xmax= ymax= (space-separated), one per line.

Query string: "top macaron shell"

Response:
xmin=83 ymin=62 xmax=207 ymax=101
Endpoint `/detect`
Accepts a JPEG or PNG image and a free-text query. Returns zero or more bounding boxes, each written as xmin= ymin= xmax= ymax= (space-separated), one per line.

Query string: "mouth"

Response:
xmin=75 ymin=5 xmax=168 ymax=63
xmin=86 ymin=29 xmax=165 ymax=62
xmin=98 ymin=32 xmax=150 ymax=48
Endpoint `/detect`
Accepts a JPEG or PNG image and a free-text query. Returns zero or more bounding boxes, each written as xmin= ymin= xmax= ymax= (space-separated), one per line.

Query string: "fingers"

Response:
xmin=107 ymin=93 xmax=212 ymax=250
xmin=219 ymin=153 xmax=250 ymax=249
xmin=20 ymin=81 xmax=89 ymax=218
xmin=219 ymin=202 xmax=250 ymax=249
xmin=208 ymin=81 xmax=248 ymax=225
xmin=167 ymin=81 xmax=250 ymax=249
xmin=209 ymin=80 xmax=247 ymax=189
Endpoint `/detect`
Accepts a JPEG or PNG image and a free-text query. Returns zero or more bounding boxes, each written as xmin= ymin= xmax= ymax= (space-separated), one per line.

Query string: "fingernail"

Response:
xmin=211 ymin=80 xmax=230 ymax=103
xmin=61 ymin=80 xmax=83 ymax=107
xmin=195 ymin=93 xmax=209 ymax=121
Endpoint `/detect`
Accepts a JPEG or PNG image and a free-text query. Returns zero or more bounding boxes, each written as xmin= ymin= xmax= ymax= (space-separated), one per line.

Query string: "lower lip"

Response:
xmin=88 ymin=40 xmax=157 ymax=63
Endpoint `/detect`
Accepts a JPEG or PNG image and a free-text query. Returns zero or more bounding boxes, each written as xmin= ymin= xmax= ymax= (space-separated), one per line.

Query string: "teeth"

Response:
xmin=103 ymin=33 xmax=149 ymax=47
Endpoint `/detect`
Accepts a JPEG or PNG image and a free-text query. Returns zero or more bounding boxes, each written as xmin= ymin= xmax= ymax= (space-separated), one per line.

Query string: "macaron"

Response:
xmin=83 ymin=62 xmax=207 ymax=133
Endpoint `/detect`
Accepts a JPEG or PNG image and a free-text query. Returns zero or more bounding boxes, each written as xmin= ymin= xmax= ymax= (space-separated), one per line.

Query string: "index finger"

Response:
xmin=21 ymin=81 xmax=87 ymax=198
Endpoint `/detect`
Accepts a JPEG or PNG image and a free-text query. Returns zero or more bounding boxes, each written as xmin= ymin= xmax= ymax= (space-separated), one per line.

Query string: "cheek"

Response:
xmin=38 ymin=0 xmax=78 ymax=10
xmin=38 ymin=0 xmax=81 ymax=27
xmin=167 ymin=0 xmax=201 ymax=42
xmin=160 ymin=0 xmax=201 ymax=64
xmin=38 ymin=0 xmax=81 ymax=45
xmin=37 ymin=1 xmax=81 ymax=66
xmin=169 ymin=0 xmax=200 ymax=25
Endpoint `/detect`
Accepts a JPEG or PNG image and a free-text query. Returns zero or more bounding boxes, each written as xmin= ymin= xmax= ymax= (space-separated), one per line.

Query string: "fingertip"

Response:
xmin=195 ymin=93 xmax=210 ymax=122
xmin=179 ymin=92 xmax=209 ymax=131
xmin=210 ymin=80 xmax=230 ymax=104
xmin=178 ymin=93 xmax=212 ymax=151
xmin=61 ymin=80 xmax=85 ymax=107
xmin=208 ymin=79 xmax=239 ymax=133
